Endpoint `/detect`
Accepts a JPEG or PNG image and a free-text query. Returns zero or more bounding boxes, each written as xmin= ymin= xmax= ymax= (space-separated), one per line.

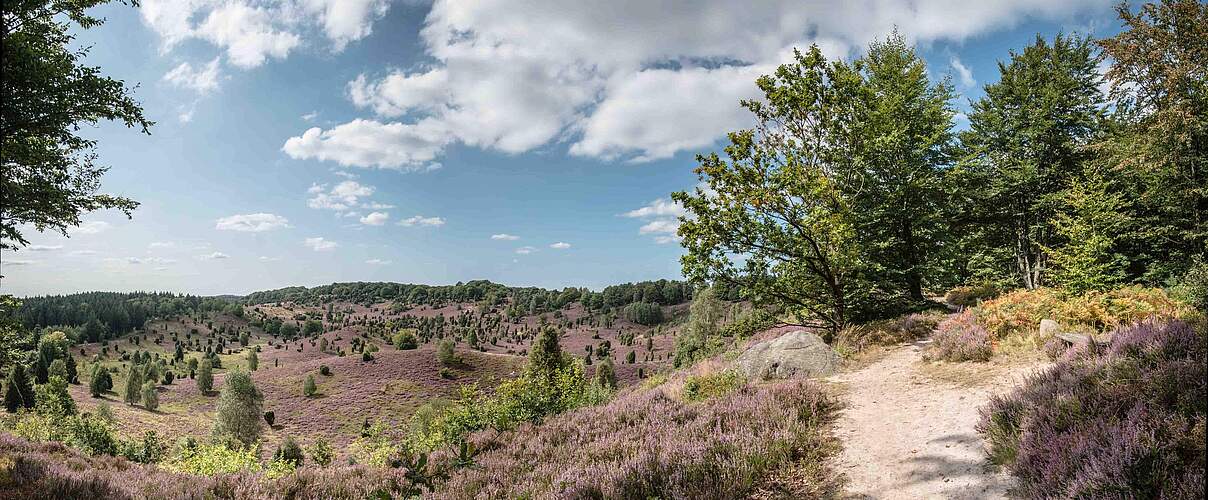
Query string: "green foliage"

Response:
xmin=1 ymin=0 xmax=151 ymax=250
xmin=141 ymin=381 xmax=158 ymax=411
xmin=319 ymin=364 xmax=331 ymax=376
xmin=273 ymin=436 xmax=304 ymax=466
xmin=246 ymin=349 xmax=258 ymax=371
xmin=676 ymin=46 xmax=866 ymax=338
xmin=720 ymin=307 xmax=777 ymax=339
xmin=393 ymin=329 xmax=418 ymax=350
xmin=164 ymin=442 xmax=262 ymax=475
xmin=621 ymin=302 xmax=663 ymax=325
xmin=303 ymin=319 xmax=323 ymax=336
xmin=957 ymin=34 xmax=1106 ymax=289
xmin=682 ymin=370 xmax=744 ymax=402
xmin=436 ymin=339 xmax=457 ymax=366
xmin=211 ymin=370 xmax=263 ymax=446
xmin=34 ymin=375 xmax=75 ymax=416
xmin=673 ymin=287 xmax=726 ymax=367
xmin=308 ymin=437 xmax=334 ymax=467
xmin=303 ymin=374 xmax=317 ymax=397
xmin=88 ymin=363 xmax=111 ymax=397
xmin=263 ymin=411 xmax=275 ymax=427
xmin=196 ymin=359 xmax=213 ymax=394
xmin=593 ymin=357 xmax=617 ymax=390
xmin=123 ymin=364 xmax=143 ymax=406
xmin=1047 ymin=166 xmax=1129 ymax=295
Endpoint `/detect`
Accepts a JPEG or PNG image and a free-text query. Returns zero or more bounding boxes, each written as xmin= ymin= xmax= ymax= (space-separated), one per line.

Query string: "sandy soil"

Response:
xmin=829 ymin=339 xmax=1043 ymax=499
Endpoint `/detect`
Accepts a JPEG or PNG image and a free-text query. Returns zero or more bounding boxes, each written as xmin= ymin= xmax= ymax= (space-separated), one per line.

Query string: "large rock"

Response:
xmin=733 ymin=330 xmax=840 ymax=380
xmin=1039 ymin=319 xmax=1061 ymax=339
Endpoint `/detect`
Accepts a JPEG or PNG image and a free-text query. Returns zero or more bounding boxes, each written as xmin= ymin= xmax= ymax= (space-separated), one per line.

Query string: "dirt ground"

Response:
xmin=828 ymin=339 xmax=1045 ymax=499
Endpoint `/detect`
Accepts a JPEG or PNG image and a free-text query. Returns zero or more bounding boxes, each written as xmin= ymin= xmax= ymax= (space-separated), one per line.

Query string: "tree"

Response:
xmin=0 ymin=0 xmax=151 ymax=250
xmin=246 ymin=349 xmax=258 ymax=371
xmin=852 ymin=32 xmax=958 ymax=301
xmin=0 ymin=296 xmax=36 ymax=371
xmin=303 ymin=320 xmax=322 ymax=336
xmin=675 ymin=46 xmax=866 ymax=339
xmin=303 ymin=374 xmax=317 ymax=397
xmin=1096 ymin=0 xmax=1207 ymax=283
xmin=4 ymin=365 xmax=35 ymax=412
xmin=82 ymin=318 xmax=106 ymax=343
xmin=141 ymin=381 xmax=158 ymax=411
xmin=593 ymin=357 xmax=617 ymax=390
xmin=273 ymin=436 xmax=304 ymax=466
xmin=1047 ymin=165 xmax=1129 ymax=294
xmin=673 ymin=287 xmax=725 ymax=367
xmin=35 ymin=375 xmax=75 ymax=416
xmin=958 ymin=34 xmax=1106 ymax=289
xmin=238 ymin=331 xmax=249 ymax=346
xmin=196 ymin=358 xmax=213 ymax=394
xmin=89 ymin=363 xmax=110 ymax=397
xmin=528 ymin=326 xmax=564 ymax=380
xmin=308 ymin=438 xmax=334 ymax=466
xmin=64 ymin=355 xmax=77 ymax=384
xmin=123 ymin=364 xmax=143 ymax=405
xmin=437 ymin=339 xmax=457 ymax=366
xmin=212 ymin=370 xmax=264 ymax=446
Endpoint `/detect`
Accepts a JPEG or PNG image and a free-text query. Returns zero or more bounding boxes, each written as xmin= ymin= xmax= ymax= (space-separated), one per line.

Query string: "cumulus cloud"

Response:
xmin=359 ymin=211 xmax=389 ymax=225
xmin=490 ymin=233 xmax=520 ymax=241
xmin=515 ymin=246 xmax=536 ymax=255
xmin=304 ymin=237 xmax=338 ymax=251
xmin=624 ymin=197 xmax=688 ymax=244
xmin=399 ymin=215 xmax=445 ymax=227
xmin=307 ymin=180 xmax=395 ymax=214
xmin=141 ymin=0 xmax=389 ymax=68
xmin=215 ymin=213 xmax=290 ymax=232
xmin=163 ymin=57 xmax=222 ymax=93
xmin=283 ymin=0 xmax=1109 ymax=169
xmin=623 ymin=198 xmax=687 ymax=219
xmin=549 ymin=242 xmax=571 ymax=249
xmin=283 ymin=119 xmax=450 ymax=169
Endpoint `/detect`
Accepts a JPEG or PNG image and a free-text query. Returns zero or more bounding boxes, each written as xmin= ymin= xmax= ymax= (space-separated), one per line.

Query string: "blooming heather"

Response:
xmin=926 ymin=311 xmax=992 ymax=362
xmin=433 ymin=378 xmax=839 ymax=498
xmin=978 ymin=319 xmax=1206 ymax=498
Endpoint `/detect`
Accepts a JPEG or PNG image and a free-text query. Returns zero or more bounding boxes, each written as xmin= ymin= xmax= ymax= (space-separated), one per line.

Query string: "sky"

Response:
xmin=0 ymin=0 xmax=1124 ymax=297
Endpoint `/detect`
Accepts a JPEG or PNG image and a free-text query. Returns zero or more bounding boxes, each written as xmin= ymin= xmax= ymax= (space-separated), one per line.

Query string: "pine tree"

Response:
xmin=4 ymin=365 xmax=36 ymax=412
xmin=212 ymin=370 xmax=263 ymax=445
xmin=65 ymin=355 xmax=78 ymax=384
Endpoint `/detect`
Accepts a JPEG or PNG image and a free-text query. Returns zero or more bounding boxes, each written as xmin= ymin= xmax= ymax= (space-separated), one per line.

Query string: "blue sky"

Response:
xmin=0 ymin=0 xmax=1123 ymax=296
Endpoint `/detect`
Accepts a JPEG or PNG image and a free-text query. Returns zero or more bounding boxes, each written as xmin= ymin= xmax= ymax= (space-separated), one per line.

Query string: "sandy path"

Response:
xmin=829 ymin=340 xmax=1038 ymax=499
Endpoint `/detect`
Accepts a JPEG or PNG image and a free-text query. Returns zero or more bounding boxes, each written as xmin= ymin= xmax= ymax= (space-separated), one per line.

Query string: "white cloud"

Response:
xmin=198 ymin=252 xmax=229 ymax=260
xmin=302 ymin=0 xmax=391 ymax=51
xmin=69 ymin=250 xmax=97 ymax=256
xmin=307 ymin=180 xmax=376 ymax=211
xmin=950 ymin=56 xmax=976 ymax=89
xmin=515 ymin=246 xmax=536 ymax=255
xmin=304 ymin=237 xmax=339 ymax=251
xmin=26 ymin=245 xmax=63 ymax=251
xmin=149 ymin=241 xmax=176 ymax=249
xmin=215 ymin=213 xmax=290 ymax=232
xmin=283 ymin=0 xmax=1108 ymax=168
xmin=359 ymin=211 xmax=389 ymax=225
xmin=399 ymin=215 xmax=445 ymax=227
xmin=638 ymin=219 xmax=680 ymax=235
xmin=258 ymin=255 xmax=280 ymax=262
xmin=2 ymin=259 xmax=38 ymax=266
xmin=623 ymin=198 xmax=687 ymax=219
xmin=164 ymin=57 xmax=222 ymax=93
xmin=76 ymin=221 xmax=110 ymax=234
xmin=365 ymin=258 xmax=392 ymax=265
xmin=302 ymin=111 xmax=319 ymax=122
xmin=550 ymin=242 xmax=571 ymax=249
xmin=283 ymin=118 xmax=450 ymax=169
xmin=490 ymin=233 xmax=520 ymax=241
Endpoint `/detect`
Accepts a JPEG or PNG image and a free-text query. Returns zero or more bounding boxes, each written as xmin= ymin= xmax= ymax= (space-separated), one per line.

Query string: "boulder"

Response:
xmin=733 ymin=330 xmax=840 ymax=380
xmin=1039 ymin=319 xmax=1061 ymax=339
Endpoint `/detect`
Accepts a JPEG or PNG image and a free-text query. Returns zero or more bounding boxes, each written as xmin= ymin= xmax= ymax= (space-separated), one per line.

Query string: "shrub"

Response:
xmin=140 ymin=382 xmax=158 ymax=411
xmin=164 ymin=442 xmax=262 ymax=475
xmin=925 ymin=311 xmax=992 ymax=362
xmin=303 ymin=375 xmax=317 ymax=397
xmin=943 ymin=284 xmax=999 ymax=307
xmin=273 ymin=436 xmax=304 ymax=466
xmin=362 ymin=351 xmax=373 ymax=362
xmin=978 ymin=319 xmax=1206 ymax=498
xmin=308 ymin=438 xmax=334 ymax=467
xmin=88 ymin=365 xmax=111 ymax=398
xmin=211 ymin=370 xmax=264 ymax=446
xmin=976 ymin=286 xmax=1190 ymax=347
xmin=438 ymin=368 xmax=454 ymax=380
xmin=263 ymin=411 xmax=275 ymax=427
xmin=393 ymin=329 xmax=418 ymax=350
xmin=437 ymin=340 xmax=457 ymax=366
xmin=319 ymin=365 xmax=331 ymax=376
xmin=836 ymin=311 xmax=943 ymax=355
xmin=196 ymin=359 xmax=213 ymax=394
xmin=682 ymin=370 xmax=744 ymax=402
xmin=593 ymin=357 xmax=616 ymax=390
